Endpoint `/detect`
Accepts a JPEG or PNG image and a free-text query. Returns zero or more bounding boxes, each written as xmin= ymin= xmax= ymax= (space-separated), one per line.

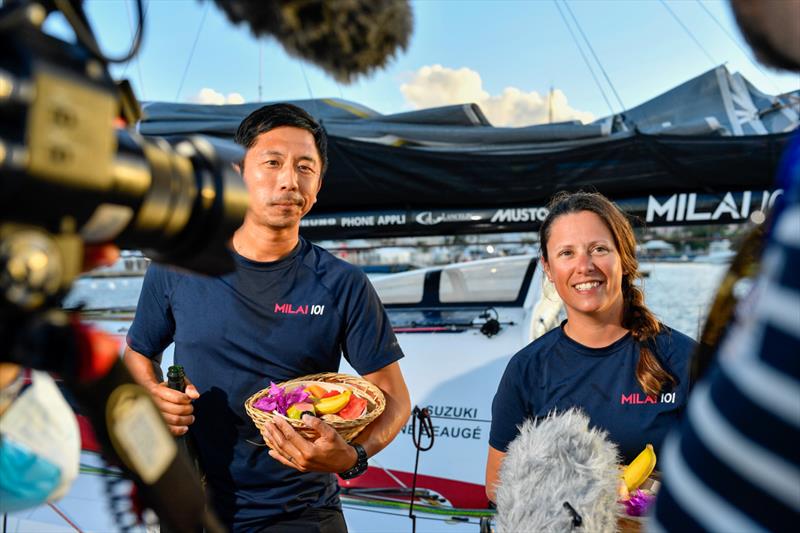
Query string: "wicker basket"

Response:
xmin=245 ymin=372 xmax=385 ymax=447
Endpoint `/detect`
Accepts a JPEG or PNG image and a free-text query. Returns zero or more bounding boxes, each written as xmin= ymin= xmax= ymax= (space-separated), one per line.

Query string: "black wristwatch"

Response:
xmin=338 ymin=443 xmax=368 ymax=480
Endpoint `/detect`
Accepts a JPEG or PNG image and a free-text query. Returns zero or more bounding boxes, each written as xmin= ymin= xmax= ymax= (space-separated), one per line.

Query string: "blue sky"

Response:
xmin=49 ymin=0 xmax=799 ymax=125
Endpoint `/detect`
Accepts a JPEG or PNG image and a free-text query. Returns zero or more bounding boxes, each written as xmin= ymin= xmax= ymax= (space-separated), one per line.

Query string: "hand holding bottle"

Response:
xmin=150 ymin=365 xmax=200 ymax=436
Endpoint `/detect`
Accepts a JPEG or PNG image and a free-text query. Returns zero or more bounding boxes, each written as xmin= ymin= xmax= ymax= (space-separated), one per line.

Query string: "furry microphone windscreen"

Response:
xmin=495 ymin=409 xmax=621 ymax=532
xmin=211 ymin=0 xmax=413 ymax=83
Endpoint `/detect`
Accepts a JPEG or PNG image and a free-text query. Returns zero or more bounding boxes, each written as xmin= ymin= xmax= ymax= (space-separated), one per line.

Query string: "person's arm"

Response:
xmin=485 ymin=445 xmax=506 ymax=503
xmin=124 ymin=345 xmax=199 ymax=436
xmin=263 ymin=361 xmax=410 ymax=473
xmin=347 ymin=361 xmax=410 ymax=457
xmin=484 ymin=351 xmax=530 ymax=503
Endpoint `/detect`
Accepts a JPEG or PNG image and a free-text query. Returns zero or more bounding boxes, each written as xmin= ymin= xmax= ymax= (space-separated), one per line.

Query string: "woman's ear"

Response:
xmin=541 ymin=260 xmax=552 ymax=283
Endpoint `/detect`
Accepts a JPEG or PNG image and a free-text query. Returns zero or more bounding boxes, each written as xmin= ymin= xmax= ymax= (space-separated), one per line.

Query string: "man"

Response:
xmin=124 ymin=104 xmax=411 ymax=532
xmin=651 ymin=1 xmax=799 ymax=531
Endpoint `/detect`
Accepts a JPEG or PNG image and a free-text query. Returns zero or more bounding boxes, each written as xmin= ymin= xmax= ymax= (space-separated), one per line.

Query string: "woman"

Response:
xmin=485 ymin=191 xmax=695 ymax=502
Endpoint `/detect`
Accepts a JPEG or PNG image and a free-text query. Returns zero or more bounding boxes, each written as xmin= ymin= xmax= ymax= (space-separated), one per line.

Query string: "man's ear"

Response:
xmin=232 ymin=161 xmax=242 ymax=174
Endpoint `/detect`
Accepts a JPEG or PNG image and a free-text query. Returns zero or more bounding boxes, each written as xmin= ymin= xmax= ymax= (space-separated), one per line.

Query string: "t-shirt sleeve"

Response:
xmin=126 ymin=264 xmax=177 ymax=359
xmin=339 ymin=269 xmax=404 ymax=375
xmin=489 ymin=354 xmax=531 ymax=451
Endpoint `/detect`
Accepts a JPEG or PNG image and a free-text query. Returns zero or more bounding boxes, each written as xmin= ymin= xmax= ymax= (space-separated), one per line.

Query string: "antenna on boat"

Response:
xmin=258 ymin=41 xmax=263 ymax=101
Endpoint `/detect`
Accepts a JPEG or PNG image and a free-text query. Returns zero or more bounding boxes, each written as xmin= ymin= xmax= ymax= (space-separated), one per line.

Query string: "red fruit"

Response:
xmin=321 ymin=390 xmax=341 ymax=399
xmin=338 ymin=395 xmax=367 ymax=420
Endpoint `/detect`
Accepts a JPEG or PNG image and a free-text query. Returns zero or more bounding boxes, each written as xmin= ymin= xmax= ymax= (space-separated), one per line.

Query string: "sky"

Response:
xmin=46 ymin=0 xmax=799 ymax=127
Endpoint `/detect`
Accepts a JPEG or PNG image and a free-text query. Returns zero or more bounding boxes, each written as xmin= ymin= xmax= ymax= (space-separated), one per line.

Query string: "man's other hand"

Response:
xmin=263 ymin=414 xmax=358 ymax=473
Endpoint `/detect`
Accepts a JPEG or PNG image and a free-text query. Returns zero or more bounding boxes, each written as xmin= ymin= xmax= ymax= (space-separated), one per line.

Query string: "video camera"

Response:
xmin=0 ymin=0 xmax=412 ymax=529
xmin=0 ymin=1 xmax=245 ymax=530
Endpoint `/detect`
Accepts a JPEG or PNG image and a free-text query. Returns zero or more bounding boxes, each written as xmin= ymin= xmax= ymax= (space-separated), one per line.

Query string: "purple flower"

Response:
xmin=623 ymin=489 xmax=655 ymax=517
xmin=253 ymin=382 xmax=309 ymax=415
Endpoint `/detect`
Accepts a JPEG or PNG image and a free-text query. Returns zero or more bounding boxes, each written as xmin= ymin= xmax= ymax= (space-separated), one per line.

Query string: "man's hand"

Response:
xmin=262 ymin=414 xmax=358 ymax=473
xmin=147 ymin=376 xmax=200 ymax=436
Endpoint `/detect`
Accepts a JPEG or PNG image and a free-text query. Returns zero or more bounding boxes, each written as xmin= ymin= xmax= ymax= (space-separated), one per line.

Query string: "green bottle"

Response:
xmin=167 ymin=365 xmax=186 ymax=392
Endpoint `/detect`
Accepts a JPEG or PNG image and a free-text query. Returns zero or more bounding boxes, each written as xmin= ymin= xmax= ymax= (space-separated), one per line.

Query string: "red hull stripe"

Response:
xmin=339 ymin=466 xmax=489 ymax=510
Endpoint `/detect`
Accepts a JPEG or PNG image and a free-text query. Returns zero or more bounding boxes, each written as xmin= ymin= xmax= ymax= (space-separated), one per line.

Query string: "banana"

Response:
xmin=314 ymin=390 xmax=352 ymax=415
xmin=622 ymin=443 xmax=656 ymax=492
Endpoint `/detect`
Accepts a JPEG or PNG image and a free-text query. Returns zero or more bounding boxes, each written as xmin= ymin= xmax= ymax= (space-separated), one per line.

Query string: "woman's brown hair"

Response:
xmin=539 ymin=191 xmax=676 ymax=397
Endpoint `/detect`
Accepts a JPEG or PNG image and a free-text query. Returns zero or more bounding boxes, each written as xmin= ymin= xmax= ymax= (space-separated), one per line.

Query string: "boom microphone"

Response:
xmin=211 ymin=0 xmax=413 ymax=82
xmin=496 ymin=409 xmax=620 ymax=532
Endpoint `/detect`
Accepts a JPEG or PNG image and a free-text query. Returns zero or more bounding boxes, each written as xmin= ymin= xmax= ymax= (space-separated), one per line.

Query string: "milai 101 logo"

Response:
xmin=645 ymin=190 xmax=782 ymax=223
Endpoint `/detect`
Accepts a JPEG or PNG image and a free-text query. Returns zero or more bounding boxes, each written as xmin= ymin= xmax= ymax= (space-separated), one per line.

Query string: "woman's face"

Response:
xmin=543 ymin=210 xmax=624 ymax=322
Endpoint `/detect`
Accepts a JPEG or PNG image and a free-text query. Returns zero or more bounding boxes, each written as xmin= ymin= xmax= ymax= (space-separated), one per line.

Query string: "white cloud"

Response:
xmin=400 ymin=65 xmax=594 ymax=127
xmin=189 ymin=88 xmax=245 ymax=105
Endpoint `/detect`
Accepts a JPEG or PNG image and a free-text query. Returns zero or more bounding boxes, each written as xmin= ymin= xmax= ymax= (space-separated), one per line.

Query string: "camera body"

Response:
xmin=0 ymin=4 xmax=243 ymax=530
xmin=1 ymin=4 xmax=248 ymax=317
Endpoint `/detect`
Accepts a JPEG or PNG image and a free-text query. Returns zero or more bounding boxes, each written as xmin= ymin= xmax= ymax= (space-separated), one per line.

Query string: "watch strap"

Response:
xmin=338 ymin=443 xmax=368 ymax=479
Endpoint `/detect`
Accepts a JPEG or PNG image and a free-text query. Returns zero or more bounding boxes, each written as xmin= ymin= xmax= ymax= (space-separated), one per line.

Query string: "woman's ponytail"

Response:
xmin=622 ymin=275 xmax=676 ymax=397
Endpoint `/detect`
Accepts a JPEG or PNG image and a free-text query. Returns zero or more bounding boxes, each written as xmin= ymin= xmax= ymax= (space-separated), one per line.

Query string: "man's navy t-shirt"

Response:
xmin=126 ymin=237 xmax=403 ymax=529
xmin=490 ymin=323 xmax=695 ymax=462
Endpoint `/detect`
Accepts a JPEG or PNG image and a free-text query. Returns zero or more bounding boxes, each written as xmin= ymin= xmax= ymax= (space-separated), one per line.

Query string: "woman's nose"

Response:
xmin=575 ymin=251 xmax=595 ymax=272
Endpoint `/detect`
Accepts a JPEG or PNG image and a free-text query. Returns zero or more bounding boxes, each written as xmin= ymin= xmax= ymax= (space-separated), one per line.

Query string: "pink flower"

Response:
xmin=253 ymin=382 xmax=309 ymax=415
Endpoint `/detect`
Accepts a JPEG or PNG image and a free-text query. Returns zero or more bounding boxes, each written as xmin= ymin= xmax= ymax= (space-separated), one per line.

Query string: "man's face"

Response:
xmin=241 ymin=126 xmax=322 ymax=231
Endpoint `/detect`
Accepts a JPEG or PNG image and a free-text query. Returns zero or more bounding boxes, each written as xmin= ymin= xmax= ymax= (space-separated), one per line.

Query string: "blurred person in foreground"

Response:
xmin=650 ymin=1 xmax=800 ymax=530
xmin=123 ymin=104 xmax=410 ymax=532
xmin=0 ymin=245 xmax=119 ymax=512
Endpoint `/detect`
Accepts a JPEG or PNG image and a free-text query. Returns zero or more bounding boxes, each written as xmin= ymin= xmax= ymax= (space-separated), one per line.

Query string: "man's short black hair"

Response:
xmin=234 ymin=103 xmax=328 ymax=176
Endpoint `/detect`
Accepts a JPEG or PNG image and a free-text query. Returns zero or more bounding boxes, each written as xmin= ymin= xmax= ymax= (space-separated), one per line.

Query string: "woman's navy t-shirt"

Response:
xmin=126 ymin=237 xmax=403 ymax=530
xmin=490 ymin=322 xmax=695 ymax=463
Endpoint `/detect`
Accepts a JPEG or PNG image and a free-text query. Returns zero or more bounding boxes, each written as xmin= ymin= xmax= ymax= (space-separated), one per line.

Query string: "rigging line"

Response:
xmin=123 ymin=0 xmax=147 ymax=100
xmin=174 ymin=1 xmax=211 ymax=102
xmin=552 ymin=0 xmax=615 ymax=116
xmin=561 ymin=0 xmax=626 ymax=112
xmin=299 ymin=62 xmax=322 ymax=118
xmin=694 ymin=0 xmax=782 ymax=93
xmin=659 ymin=0 xmax=717 ymax=67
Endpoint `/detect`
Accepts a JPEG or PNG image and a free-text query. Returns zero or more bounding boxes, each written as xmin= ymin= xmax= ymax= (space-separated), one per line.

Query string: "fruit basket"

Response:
xmin=245 ymin=372 xmax=385 ymax=447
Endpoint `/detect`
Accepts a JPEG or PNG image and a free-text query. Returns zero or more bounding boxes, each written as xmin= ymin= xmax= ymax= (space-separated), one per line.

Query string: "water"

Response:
xmin=640 ymin=262 xmax=728 ymax=339
xmin=65 ymin=262 xmax=729 ymax=340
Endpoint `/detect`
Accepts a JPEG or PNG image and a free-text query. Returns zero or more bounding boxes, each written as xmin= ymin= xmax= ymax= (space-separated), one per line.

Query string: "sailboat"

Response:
xmin=4 ymin=66 xmax=796 ymax=532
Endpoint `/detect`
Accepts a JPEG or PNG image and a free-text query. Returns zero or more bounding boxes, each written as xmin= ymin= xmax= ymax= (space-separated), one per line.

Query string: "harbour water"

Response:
xmin=639 ymin=261 xmax=728 ymax=338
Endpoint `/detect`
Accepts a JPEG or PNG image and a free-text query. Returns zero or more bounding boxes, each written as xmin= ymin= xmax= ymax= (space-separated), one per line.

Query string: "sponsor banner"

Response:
xmin=300 ymin=190 xmax=781 ymax=239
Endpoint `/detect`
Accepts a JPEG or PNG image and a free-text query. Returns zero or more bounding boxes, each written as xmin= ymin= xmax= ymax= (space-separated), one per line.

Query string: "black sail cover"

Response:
xmin=317 ymin=132 xmax=790 ymax=238
xmin=139 ymin=66 xmax=798 ymax=239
